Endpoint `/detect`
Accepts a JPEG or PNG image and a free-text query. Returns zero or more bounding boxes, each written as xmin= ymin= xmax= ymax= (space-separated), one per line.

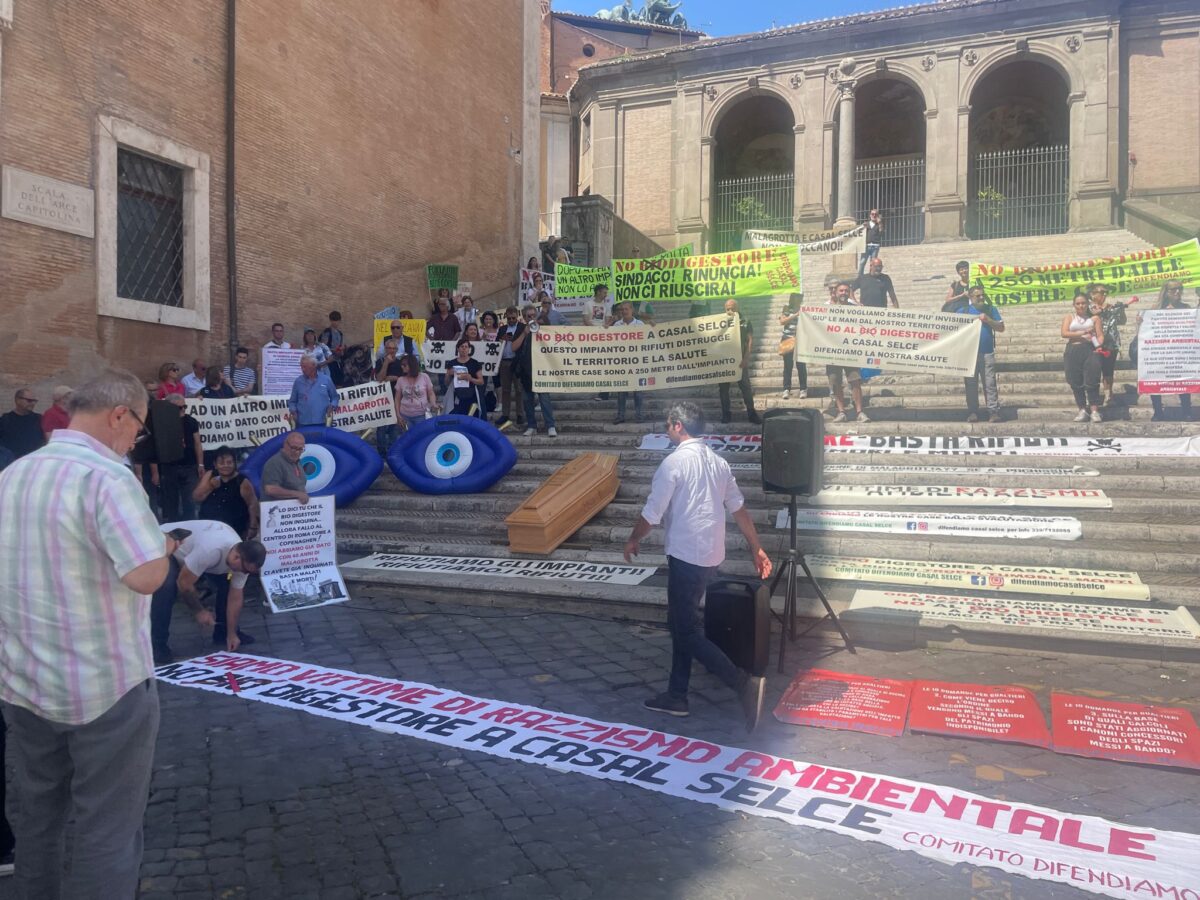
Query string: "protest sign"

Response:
xmin=821 ymin=434 xmax=1200 ymax=457
xmin=793 ymin=306 xmax=982 ymax=377
xmin=909 ymin=682 xmax=1051 ymax=748
xmin=823 ymin=464 xmax=1100 ymax=477
xmin=612 ymin=245 xmax=801 ymax=303
xmin=328 ymin=381 xmax=396 ymax=431
xmin=158 ymin=652 xmax=1200 ymax=899
xmin=261 ymin=346 xmax=306 ymax=396
xmin=805 ymin=555 xmax=1150 ymax=601
xmin=555 ymin=263 xmax=611 ymax=299
xmin=773 ymin=669 xmax=912 ymax=736
xmin=532 ymin=313 xmax=742 ymax=394
xmin=1136 ymin=308 xmax=1200 ymax=395
xmin=743 ymin=224 xmax=866 ymax=255
xmin=1051 ymin=694 xmax=1200 ymax=770
xmin=342 ymin=553 xmax=656 ymax=585
xmin=420 ymin=339 xmax=502 ymax=377
xmin=372 ymin=318 xmax=427 ymax=356
xmin=186 ymin=396 xmax=290 ymax=450
xmin=374 ymin=305 xmax=399 ymax=320
xmin=259 ymin=497 xmax=348 ymax=614
xmin=455 ymin=281 xmax=472 ymax=301
xmin=426 ymin=264 xmax=459 ymax=291
xmin=970 ymin=238 xmax=1200 ymax=306
xmin=519 ymin=267 xmax=556 ymax=301
xmin=776 ymin=509 xmax=1083 ymax=541
xmin=811 ymin=484 xmax=1111 ymax=509
xmin=639 ymin=432 xmax=761 ymax=452
xmin=848 ymin=590 xmax=1200 ymax=641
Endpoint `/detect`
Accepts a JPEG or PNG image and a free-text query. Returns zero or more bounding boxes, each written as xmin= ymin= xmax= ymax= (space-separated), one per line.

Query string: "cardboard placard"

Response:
xmin=773 ymin=668 xmax=912 ymax=736
xmin=1051 ymin=694 xmax=1200 ymax=770
xmin=909 ymin=681 xmax=1051 ymax=747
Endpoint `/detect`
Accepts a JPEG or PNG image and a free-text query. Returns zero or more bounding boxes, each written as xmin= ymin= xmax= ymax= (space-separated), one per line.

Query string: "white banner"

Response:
xmin=743 ymin=224 xmax=866 ymax=256
xmin=259 ymin=497 xmax=347 ymax=614
xmin=261 ymin=346 xmax=306 ymax=396
xmin=794 ymin=306 xmax=982 ymax=377
xmin=776 ymin=509 xmax=1082 ymax=541
xmin=532 ymin=314 xmax=742 ymax=395
xmin=342 ymin=553 xmax=656 ymax=585
xmin=329 ymin=381 xmax=397 ymax=432
xmin=155 ymin=653 xmax=1200 ymax=900
xmin=186 ymin=396 xmax=291 ymax=450
xmin=805 ymin=555 xmax=1150 ymax=601
xmin=810 ymin=485 xmax=1111 ymax=509
xmin=824 ymin=464 xmax=1100 ymax=477
xmin=639 ymin=433 xmax=761 ymax=452
xmin=823 ymin=435 xmax=1200 ymax=458
xmin=519 ymin=267 xmax=555 ymax=302
xmin=849 ymin=590 xmax=1200 ymax=641
xmin=1137 ymin=308 xmax=1200 ymax=395
xmin=420 ymin=339 xmax=502 ymax=378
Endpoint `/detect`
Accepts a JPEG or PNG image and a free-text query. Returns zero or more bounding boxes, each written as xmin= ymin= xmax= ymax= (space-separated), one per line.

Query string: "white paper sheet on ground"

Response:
xmin=809 ymin=485 xmax=1112 ymax=508
xmin=776 ymin=508 xmax=1082 ymax=540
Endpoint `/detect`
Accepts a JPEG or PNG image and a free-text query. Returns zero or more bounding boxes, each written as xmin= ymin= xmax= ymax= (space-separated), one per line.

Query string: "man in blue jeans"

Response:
xmin=624 ymin=401 xmax=773 ymax=731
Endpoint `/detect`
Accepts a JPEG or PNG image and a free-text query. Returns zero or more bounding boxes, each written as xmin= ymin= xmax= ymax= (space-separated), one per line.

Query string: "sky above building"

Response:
xmin=562 ymin=0 xmax=906 ymax=36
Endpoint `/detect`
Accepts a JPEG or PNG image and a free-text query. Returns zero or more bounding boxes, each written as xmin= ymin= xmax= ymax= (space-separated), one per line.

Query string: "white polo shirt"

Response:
xmin=162 ymin=520 xmax=250 ymax=589
xmin=640 ymin=438 xmax=745 ymax=567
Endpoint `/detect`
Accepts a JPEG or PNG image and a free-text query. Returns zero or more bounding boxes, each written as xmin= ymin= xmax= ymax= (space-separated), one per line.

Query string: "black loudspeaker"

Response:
xmin=761 ymin=408 xmax=824 ymax=495
xmin=704 ymin=579 xmax=770 ymax=676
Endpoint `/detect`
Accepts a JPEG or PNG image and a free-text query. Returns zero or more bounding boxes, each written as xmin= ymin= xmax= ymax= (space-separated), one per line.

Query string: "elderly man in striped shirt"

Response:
xmin=0 ymin=368 xmax=174 ymax=899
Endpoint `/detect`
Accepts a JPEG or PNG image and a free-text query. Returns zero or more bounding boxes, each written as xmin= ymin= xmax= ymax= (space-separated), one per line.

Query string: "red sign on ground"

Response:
xmin=773 ymin=668 xmax=912 ymax=736
xmin=908 ymin=681 xmax=1051 ymax=747
xmin=1050 ymin=693 xmax=1200 ymax=770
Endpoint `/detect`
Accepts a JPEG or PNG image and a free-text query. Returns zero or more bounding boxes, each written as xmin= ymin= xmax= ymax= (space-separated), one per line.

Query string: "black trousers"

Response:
xmin=719 ymin=367 xmax=755 ymax=419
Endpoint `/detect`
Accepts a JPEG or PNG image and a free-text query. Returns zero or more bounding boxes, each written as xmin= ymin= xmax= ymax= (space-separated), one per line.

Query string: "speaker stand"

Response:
xmin=768 ymin=494 xmax=855 ymax=672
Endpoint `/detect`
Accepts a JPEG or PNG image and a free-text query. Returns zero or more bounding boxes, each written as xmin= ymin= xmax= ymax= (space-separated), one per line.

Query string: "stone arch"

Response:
xmin=959 ymin=45 xmax=1080 ymax=111
xmin=704 ymin=80 xmax=801 ymax=139
xmin=821 ymin=63 xmax=932 ymax=124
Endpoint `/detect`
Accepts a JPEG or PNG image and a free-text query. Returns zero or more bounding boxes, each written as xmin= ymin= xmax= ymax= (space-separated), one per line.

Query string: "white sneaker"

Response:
xmin=1073 ymin=409 xmax=1089 ymax=422
xmin=523 ymin=427 xmax=535 ymax=437
xmin=781 ymin=390 xmax=790 ymax=400
xmin=547 ymin=427 xmax=558 ymax=437
xmin=797 ymin=389 xmax=808 ymax=399
xmin=856 ymin=410 xmax=871 ymax=423
xmin=1090 ymin=410 xmax=1103 ymax=424
xmin=832 ymin=412 xmax=848 ymax=423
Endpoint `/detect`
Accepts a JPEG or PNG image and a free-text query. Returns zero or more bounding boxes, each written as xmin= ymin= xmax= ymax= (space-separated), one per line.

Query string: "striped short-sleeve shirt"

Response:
xmin=223 ymin=364 xmax=256 ymax=394
xmin=0 ymin=430 xmax=166 ymax=725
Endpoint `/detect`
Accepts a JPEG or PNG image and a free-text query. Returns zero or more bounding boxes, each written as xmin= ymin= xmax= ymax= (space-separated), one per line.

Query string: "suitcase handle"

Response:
xmin=708 ymin=578 xmax=762 ymax=598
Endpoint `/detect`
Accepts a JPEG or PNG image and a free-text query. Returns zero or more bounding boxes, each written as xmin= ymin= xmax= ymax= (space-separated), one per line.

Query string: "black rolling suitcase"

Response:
xmin=704 ymin=579 xmax=770 ymax=676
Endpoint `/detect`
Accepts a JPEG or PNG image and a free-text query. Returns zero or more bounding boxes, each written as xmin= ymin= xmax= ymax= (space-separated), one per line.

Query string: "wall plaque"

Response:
xmin=2 ymin=165 xmax=95 ymax=238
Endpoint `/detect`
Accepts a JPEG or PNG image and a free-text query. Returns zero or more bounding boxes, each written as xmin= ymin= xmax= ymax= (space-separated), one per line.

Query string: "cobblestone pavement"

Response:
xmin=3 ymin=590 xmax=1197 ymax=900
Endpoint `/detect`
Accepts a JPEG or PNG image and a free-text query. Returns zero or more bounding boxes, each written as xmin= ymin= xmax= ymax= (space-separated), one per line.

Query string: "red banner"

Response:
xmin=909 ymin=681 xmax=1051 ymax=747
xmin=1051 ymin=694 xmax=1200 ymax=770
xmin=773 ymin=668 xmax=912 ymax=736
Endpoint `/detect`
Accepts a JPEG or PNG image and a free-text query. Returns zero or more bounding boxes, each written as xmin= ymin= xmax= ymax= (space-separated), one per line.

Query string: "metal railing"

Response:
xmin=117 ymin=148 xmax=184 ymax=307
xmin=971 ymin=144 xmax=1069 ymax=239
xmin=854 ymin=155 xmax=926 ymax=247
xmin=712 ymin=173 xmax=794 ymax=252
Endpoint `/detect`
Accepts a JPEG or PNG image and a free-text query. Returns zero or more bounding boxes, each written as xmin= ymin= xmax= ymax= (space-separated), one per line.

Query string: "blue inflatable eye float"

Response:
xmin=242 ymin=426 xmax=383 ymax=507
xmin=387 ymin=415 xmax=517 ymax=494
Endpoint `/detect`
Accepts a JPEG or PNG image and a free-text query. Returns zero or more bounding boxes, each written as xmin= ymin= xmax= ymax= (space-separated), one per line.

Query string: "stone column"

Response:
xmin=675 ymin=84 xmax=707 ymax=250
xmin=833 ymin=81 xmax=857 ymax=228
xmin=591 ymin=101 xmax=620 ymax=204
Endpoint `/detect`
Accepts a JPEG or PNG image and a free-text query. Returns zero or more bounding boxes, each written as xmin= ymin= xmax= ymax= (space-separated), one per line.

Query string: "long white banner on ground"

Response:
xmin=805 ymin=555 xmax=1150 ymax=601
xmin=848 ymin=590 xmax=1200 ymax=641
xmin=810 ymin=485 xmax=1112 ymax=509
xmin=156 ymin=653 xmax=1200 ymax=900
xmin=638 ymin=434 xmax=1200 ymax=458
xmin=824 ymin=464 xmax=1101 ymax=477
xmin=341 ymin=553 xmax=656 ymax=586
xmin=776 ymin=509 xmax=1082 ymax=541
xmin=794 ymin=306 xmax=983 ymax=377
xmin=1137 ymin=308 xmax=1200 ymax=395
xmin=532 ymin=314 xmax=742 ymax=394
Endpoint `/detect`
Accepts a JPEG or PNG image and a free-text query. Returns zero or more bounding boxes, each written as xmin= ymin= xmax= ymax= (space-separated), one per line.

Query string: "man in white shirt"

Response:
xmin=150 ymin=520 xmax=267 ymax=662
xmin=263 ymin=322 xmax=290 ymax=351
xmin=623 ymin=401 xmax=773 ymax=730
xmin=582 ymin=283 xmax=613 ymax=327
xmin=610 ymin=302 xmax=646 ymax=423
xmin=180 ymin=358 xmax=207 ymax=397
xmin=826 ymin=281 xmax=870 ymax=423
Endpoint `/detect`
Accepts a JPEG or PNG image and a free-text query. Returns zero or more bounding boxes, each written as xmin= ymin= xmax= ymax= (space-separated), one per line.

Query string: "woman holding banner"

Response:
xmin=1061 ymin=294 xmax=1104 ymax=423
xmin=778 ymin=293 xmax=809 ymax=400
xmin=449 ymin=340 xmax=486 ymax=418
xmin=1137 ymin=280 xmax=1193 ymax=420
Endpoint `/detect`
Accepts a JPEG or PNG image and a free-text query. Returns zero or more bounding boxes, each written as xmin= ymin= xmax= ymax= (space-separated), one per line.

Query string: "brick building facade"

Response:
xmin=0 ymin=0 xmax=538 ymax=398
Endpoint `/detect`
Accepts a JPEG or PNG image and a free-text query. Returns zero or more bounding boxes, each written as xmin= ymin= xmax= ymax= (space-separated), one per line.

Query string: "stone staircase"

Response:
xmin=338 ymin=228 xmax=1200 ymax=662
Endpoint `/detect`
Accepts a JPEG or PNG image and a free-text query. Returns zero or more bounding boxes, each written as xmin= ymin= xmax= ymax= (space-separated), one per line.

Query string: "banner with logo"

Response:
xmin=1137 ymin=308 xmax=1200 ymax=395
xmin=794 ymin=306 xmax=982 ymax=377
xmin=1051 ymin=695 xmax=1200 ymax=770
xmin=259 ymin=497 xmax=347 ymax=614
xmin=420 ymin=339 xmax=502 ymax=378
xmin=805 ymin=555 xmax=1150 ymax=600
xmin=342 ymin=553 xmax=656 ymax=585
xmin=261 ymin=346 xmax=306 ymax=396
xmin=811 ymin=484 xmax=1111 ymax=509
xmin=612 ymin=245 xmax=801 ymax=303
xmin=848 ymin=590 xmax=1200 ymax=641
xmin=373 ymin=318 xmax=428 ymax=357
xmin=970 ymin=238 xmax=1200 ymax=306
xmin=532 ymin=313 xmax=742 ymax=394
xmin=776 ymin=508 xmax=1083 ymax=541
xmin=157 ymin=653 xmax=1200 ymax=899
xmin=821 ymin=434 xmax=1200 ymax=457
xmin=426 ymin=264 xmax=459 ymax=292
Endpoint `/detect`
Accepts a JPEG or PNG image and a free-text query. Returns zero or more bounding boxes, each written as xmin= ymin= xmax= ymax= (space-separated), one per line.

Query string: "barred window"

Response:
xmin=116 ymin=148 xmax=184 ymax=307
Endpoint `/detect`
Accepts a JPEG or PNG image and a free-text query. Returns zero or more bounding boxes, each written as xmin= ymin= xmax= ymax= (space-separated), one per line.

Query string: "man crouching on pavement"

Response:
xmin=624 ymin=401 xmax=773 ymax=731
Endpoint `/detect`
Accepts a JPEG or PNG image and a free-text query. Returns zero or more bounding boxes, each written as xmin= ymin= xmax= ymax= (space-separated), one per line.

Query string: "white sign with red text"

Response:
xmin=1137 ymin=308 xmax=1200 ymax=395
xmin=259 ymin=498 xmax=347 ymax=614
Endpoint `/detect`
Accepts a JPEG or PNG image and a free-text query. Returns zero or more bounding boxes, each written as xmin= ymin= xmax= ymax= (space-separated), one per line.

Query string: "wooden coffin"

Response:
xmin=504 ymin=452 xmax=620 ymax=555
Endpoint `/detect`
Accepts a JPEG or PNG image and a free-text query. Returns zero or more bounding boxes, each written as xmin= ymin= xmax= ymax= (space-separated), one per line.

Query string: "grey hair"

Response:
xmin=665 ymin=401 xmax=705 ymax=438
xmin=67 ymin=368 xmax=148 ymax=415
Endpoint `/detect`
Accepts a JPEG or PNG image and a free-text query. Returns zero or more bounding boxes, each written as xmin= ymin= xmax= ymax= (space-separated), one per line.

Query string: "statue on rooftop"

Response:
xmin=594 ymin=0 xmax=687 ymax=29
xmin=595 ymin=0 xmax=633 ymax=21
